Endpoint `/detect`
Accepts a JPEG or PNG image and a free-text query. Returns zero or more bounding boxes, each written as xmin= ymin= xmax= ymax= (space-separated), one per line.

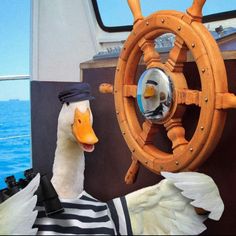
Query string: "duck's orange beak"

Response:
xmin=72 ymin=108 xmax=98 ymax=152
xmin=143 ymin=85 xmax=156 ymax=99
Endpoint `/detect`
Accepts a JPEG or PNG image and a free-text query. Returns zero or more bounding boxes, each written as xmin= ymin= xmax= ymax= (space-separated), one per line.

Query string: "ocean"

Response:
xmin=0 ymin=100 xmax=31 ymax=189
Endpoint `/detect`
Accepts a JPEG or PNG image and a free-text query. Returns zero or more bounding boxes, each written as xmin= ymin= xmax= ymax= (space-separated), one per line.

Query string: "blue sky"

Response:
xmin=0 ymin=0 xmax=30 ymax=101
xmin=0 ymin=0 xmax=30 ymax=76
xmin=97 ymin=0 xmax=236 ymax=26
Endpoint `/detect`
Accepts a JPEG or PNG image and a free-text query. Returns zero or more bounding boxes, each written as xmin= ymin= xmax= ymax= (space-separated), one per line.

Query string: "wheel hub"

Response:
xmin=137 ymin=68 xmax=173 ymax=123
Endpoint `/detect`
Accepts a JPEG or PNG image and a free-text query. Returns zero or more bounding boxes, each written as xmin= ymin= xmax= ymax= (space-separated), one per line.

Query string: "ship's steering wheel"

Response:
xmin=100 ymin=0 xmax=236 ymax=184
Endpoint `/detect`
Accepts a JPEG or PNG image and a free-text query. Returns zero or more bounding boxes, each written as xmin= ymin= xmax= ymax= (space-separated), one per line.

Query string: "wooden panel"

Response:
xmin=199 ymin=60 xmax=236 ymax=235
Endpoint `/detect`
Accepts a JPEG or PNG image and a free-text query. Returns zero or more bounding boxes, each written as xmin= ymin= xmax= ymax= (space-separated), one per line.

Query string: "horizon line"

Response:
xmin=0 ymin=98 xmax=30 ymax=102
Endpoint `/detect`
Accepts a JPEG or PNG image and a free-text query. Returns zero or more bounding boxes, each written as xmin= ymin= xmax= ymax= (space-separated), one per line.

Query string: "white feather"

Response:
xmin=126 ymin=172 xmax=224 ymax=235
xmin=161 ymin=171 xmax=224 ymax=220
xmin=0 ymin=174 xmax=40 ymax=235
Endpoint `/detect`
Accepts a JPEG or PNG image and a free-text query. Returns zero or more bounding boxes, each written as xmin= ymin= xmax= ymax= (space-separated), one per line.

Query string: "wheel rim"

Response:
xmin=114 ymin=11 xmax=227 ymax=174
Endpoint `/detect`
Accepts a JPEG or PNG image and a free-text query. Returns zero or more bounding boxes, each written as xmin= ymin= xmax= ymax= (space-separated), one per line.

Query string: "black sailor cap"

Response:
xmin=58 ymin=83 xmax=94 ymax=104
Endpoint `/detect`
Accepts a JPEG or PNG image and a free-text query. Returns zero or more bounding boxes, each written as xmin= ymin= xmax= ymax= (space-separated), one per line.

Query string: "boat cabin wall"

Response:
xmin=31 ymin=0 xmax=129 ymax=82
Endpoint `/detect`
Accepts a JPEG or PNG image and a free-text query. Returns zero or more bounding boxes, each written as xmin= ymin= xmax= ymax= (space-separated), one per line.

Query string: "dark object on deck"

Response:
xmin=0 ymin=168 xmax=64 ymax=216
xmin=0 ymin=188 xmax=9 ymax=204
xmin=25 ymin=168 xmax=37 ymax=182
xmin=5 ymin=175 xmax=20 ymax=196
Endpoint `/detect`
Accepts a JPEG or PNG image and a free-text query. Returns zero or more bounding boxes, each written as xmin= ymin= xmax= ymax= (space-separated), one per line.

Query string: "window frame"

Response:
xmin=92 ymin=0 xmax=236 ymax=33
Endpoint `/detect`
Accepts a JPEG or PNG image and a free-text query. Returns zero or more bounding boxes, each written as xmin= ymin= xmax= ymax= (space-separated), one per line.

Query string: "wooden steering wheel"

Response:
xmin=100 ymin=0 xmax=236 ymax=184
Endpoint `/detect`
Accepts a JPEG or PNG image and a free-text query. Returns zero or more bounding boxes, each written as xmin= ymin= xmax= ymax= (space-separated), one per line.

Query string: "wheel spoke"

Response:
xmin=136 ymin=120 xmax=159 ymax=147
xmin=176 ymin=88 xmax=202 ymax=107
xmin=216 ymin=92 xmax=236 ymax=109
xmin=165 ymin=36 xmax=188 ymax=72
xmin=127 ymin=0 xmax=144 ymax=25
xmin=164 ymin=118 xmax=188 ymax=155
xmin=123 ymin=85 xmax=137 ymax=98
xmin=187 ymin=0 xmax=206 ymax=20
xmin=125 ymin=155 xmax=140 ymax=184
xmin=138 ymin=38 xmax=161 ymax=68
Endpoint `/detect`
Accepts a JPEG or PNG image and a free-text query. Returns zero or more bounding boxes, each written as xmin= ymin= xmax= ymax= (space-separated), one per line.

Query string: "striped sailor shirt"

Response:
xmin=34 ymin=191 xmax=133 ymax=235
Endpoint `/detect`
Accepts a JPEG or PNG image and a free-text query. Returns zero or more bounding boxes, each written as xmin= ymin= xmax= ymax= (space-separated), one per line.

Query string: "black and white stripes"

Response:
xmin=34 ymin=191 xmax=132 ymax=235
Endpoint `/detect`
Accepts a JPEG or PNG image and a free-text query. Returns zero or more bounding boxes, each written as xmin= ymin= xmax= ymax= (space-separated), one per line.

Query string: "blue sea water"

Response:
xmin=0 ymin=100 xmax=31 ymax=189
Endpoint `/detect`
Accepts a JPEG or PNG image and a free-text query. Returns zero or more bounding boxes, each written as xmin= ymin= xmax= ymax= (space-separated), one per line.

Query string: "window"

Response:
xmin=0 ymin=0 xmax=31 ymax=189
xmin=94 ymin=0 xmax=236 ymax=30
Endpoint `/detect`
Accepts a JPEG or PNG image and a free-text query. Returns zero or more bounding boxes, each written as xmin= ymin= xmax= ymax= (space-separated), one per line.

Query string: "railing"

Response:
xmin=0 ymin=75 xmax=30 ymax=81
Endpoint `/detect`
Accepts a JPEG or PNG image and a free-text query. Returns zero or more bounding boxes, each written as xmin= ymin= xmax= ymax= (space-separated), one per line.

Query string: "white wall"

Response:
xmin=32 ymin=0 xmax=98 ymax=82
xmin=31 ymin=0 xmax=129 ymax=82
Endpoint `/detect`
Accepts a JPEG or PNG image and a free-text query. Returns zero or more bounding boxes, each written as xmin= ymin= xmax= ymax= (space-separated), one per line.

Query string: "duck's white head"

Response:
xmin=57 ymin=84 xmax=98 ymax=152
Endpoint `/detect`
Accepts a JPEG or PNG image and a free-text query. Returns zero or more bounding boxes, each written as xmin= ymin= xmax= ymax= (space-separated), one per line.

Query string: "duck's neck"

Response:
xmin=51 ymin=131 xmax=85 ymax=199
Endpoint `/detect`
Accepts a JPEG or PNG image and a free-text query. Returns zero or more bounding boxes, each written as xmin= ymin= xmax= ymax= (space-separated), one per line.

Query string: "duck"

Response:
xmin=0 ymin=83 xmax=224 ymax=235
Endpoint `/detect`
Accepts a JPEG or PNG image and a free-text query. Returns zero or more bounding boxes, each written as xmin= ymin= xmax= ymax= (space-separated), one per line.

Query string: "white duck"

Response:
xmin=0 ymin=84 xmax=224 ymax=235
xmin=48 ymin=84 xmax=224 ymax=235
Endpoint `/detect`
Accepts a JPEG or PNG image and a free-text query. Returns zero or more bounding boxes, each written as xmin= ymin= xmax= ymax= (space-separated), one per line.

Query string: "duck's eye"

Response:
xmin=66 ymin=102 xmax=70 ymax=106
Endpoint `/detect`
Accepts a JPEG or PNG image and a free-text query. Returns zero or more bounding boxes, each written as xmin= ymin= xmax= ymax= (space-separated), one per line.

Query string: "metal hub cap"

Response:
xmin=137 ymin=68 xmax=173 ymax=122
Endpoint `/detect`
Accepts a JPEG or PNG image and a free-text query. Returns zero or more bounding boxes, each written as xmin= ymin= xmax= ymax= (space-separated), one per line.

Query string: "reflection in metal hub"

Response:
xmin=137 ymin=68 xmax=173 ymax=122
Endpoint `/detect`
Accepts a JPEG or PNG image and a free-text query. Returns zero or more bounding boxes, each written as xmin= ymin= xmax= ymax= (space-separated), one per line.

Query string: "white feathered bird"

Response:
xmin=0 ymin=174 xmax=40 ymax=235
